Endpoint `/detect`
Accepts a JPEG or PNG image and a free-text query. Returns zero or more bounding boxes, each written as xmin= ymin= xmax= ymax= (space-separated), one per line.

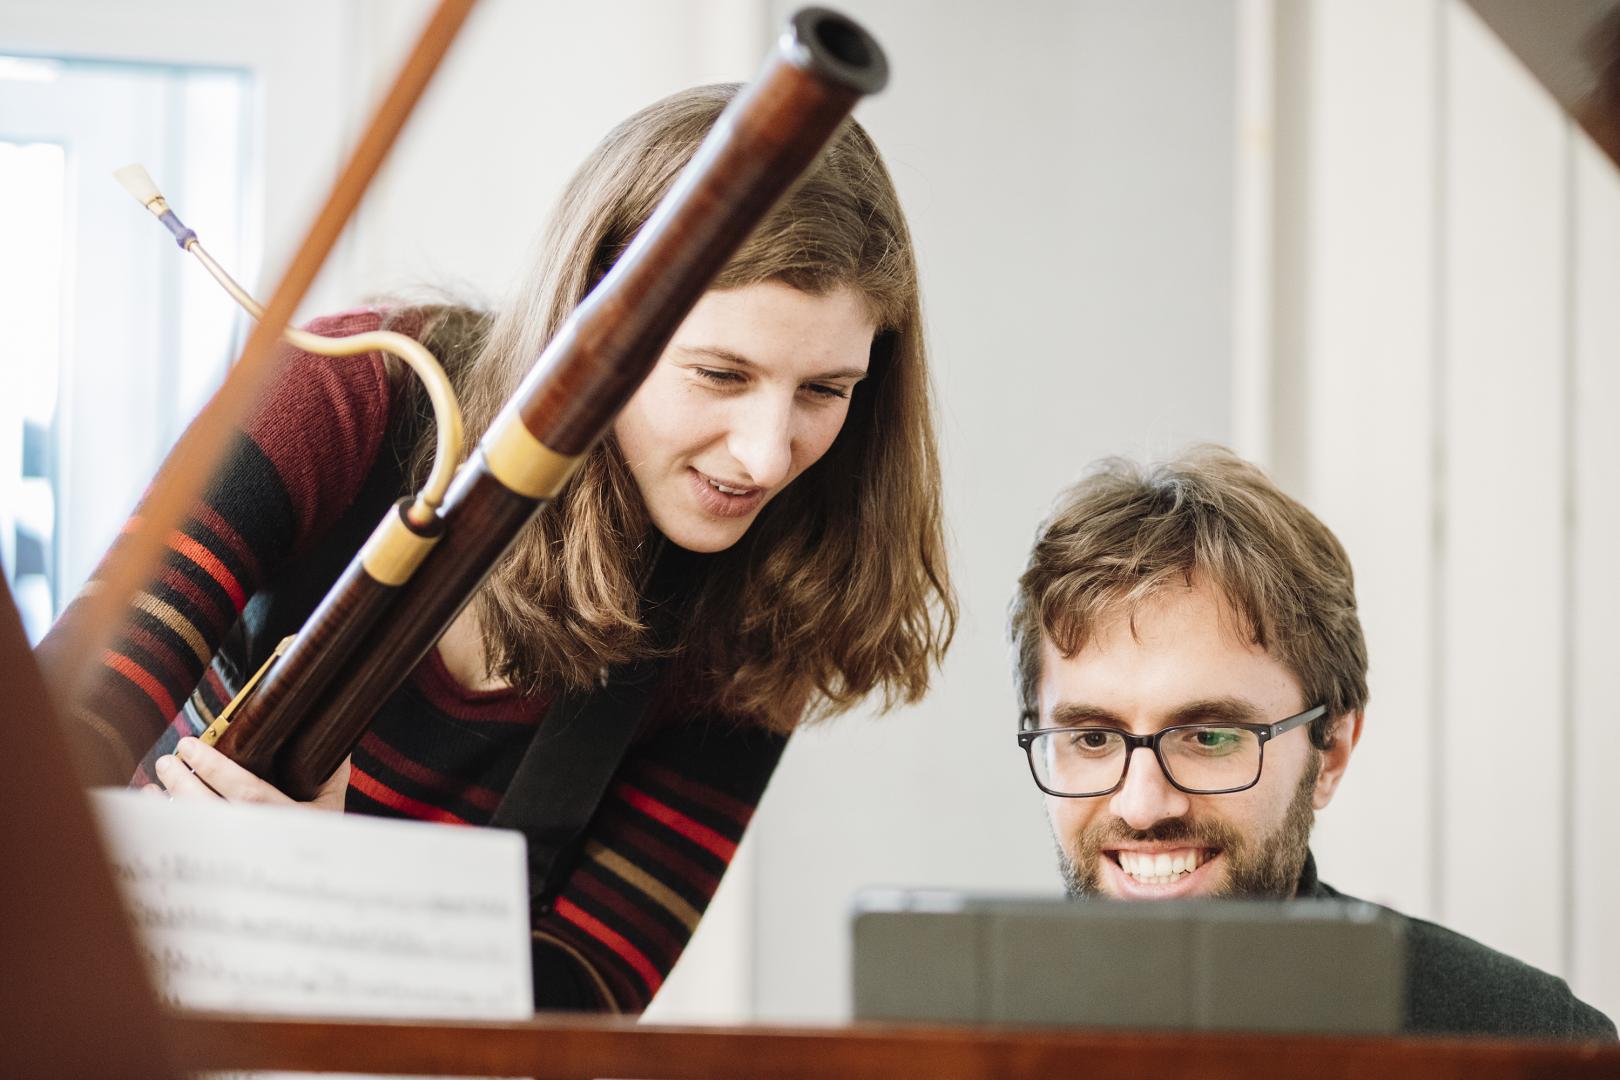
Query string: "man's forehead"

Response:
xmin=1040 ymin=582 xmax=1247 ymax=665
xmin=1034 ymin=584 xmax=1303 ymax=722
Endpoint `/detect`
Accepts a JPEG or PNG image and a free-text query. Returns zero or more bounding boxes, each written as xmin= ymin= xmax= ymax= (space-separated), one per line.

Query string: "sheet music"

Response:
xmin=93 ymin=789 xmax=533 ymax=1079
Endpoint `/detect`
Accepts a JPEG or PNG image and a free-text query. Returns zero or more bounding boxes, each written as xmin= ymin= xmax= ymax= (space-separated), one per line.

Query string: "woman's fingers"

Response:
xmin=151 ymin=738 xmax=347 ymax=810
xmin=166 ymin=737 xmax=292 ymax=806
xmin=153 ymin=747 xmax=224 ymax=802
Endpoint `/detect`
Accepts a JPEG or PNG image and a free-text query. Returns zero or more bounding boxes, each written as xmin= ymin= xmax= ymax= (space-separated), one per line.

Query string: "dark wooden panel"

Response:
xmin=1466 ymin=0 xmax=1620 ymax=168
xmin=168 ymin=1012 xmax=1620 ymax=1080
xmin=0 ymin=577 xmax=178 ymax=1079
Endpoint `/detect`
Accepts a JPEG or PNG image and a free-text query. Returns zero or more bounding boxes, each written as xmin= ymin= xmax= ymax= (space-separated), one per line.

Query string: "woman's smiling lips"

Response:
xmin=688 ymin=466 xmax=767 ymax=518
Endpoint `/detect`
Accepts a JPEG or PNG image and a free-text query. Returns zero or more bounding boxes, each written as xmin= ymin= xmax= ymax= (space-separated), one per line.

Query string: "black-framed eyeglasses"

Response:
xmin=1015 ymin=704 xmax=1326 ymax=797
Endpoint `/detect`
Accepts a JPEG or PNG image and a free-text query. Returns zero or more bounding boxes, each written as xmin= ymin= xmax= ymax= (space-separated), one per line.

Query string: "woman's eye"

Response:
xmin=694 ymin=367 xmax=745 ymax=386
xmin=803 ymin=382 xmax=850 ymax=400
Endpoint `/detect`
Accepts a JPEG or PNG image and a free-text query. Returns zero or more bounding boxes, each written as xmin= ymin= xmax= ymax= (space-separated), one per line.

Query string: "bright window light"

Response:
xmin=0 ymin=141 xmax=65 ymax=642
xmin=0 ymin=56 xmax=255 ymax=641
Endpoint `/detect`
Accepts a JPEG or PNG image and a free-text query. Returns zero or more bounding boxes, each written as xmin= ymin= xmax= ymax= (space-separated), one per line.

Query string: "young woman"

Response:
xmin=51 ymin=83 xmax=955 ymax=1012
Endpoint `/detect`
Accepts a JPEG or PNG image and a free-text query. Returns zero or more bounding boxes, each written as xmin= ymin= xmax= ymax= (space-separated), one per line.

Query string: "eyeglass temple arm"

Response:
xmin=1268 ymin=704 xmax=1329 ymax=738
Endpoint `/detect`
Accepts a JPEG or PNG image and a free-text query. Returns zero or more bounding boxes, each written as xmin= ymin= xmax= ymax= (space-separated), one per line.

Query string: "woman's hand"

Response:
xmin=149 ymin=737 xmax=350 ymax=812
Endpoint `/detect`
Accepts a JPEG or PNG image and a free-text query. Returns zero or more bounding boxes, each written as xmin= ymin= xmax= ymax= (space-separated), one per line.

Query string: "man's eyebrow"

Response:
xmin=1048 ymin=703 xmax=1126 ymax=728
xmin=1165 ymin=697 xmax=1265 ymax=725
xmin=1044 ymin=697 xmax=1264 ymax=728
xmin=676 ymin=345 xmax=868 ymax=382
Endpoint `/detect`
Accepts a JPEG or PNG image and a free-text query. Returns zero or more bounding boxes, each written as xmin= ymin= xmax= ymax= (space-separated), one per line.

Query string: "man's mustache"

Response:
xmin=1079 ymin=816 xmax=1245 ymax=851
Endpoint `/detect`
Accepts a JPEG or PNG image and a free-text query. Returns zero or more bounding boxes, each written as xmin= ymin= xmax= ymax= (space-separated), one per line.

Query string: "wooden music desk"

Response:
xmin=170 ymin=1011 xmax=1620 ymax=1079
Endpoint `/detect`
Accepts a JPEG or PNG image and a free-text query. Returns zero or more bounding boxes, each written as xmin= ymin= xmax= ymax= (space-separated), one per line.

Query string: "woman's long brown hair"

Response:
xmin=403 ymin=84 xmax=954 ymax=730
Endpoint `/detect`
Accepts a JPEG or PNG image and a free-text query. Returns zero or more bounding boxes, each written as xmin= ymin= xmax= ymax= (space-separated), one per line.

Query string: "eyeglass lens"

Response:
xmin=1028 ymin=726 xmax=1263 ymax=795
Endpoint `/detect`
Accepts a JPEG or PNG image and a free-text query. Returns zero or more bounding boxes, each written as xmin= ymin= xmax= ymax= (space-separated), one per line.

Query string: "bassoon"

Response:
xmin=195 ymin=8 xmax=890 ymax=798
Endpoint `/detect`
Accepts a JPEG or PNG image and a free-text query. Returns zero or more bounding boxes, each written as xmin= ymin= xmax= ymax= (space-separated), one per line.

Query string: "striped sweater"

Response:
xmin=47 ymin=309 xmax=787 ymax=1012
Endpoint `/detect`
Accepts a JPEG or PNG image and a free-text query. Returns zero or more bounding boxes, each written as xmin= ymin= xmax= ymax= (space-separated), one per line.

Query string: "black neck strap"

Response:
xmin=489 ymin=652 xmax=668 ymax=907
xmin=489 ymin=537 xmax=698 ymax=906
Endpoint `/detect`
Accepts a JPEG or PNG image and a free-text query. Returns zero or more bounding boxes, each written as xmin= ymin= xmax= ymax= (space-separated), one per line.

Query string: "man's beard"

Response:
xmin=1056 ymin=754 xmax=1319 ymax=900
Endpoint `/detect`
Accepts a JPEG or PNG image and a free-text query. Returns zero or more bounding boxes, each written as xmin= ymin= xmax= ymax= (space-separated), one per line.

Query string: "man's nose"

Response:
xmin=725 ymin=394 xmax=794 ymax=489
xmin=1108 ymin=744 xmax=1192 ymax=831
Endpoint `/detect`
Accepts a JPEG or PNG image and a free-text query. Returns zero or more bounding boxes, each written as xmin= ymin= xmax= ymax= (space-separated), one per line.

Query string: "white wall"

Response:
xmin=1266 ymin=0 xmax=1620 ymax=1020
xmin=1569 ymin=131 xmax=1620 ymax=1022
xmin=1261 ymin=0 xmax=1443 ymax=923
xmin=1439 ymin=0 xmax=1568 ymax=977
xmin=341 ymin=0 xmax=769 ymax=308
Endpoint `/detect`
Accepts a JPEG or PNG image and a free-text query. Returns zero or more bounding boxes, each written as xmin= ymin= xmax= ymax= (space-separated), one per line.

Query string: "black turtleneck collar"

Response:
xmin=1294 ymin=849 xmax=1335 ymax=899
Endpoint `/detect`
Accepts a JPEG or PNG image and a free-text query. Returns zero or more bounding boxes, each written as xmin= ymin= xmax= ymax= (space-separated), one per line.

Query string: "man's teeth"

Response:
xmin=708 ymin=478 xmax=750 ymax=495
xmin=1116 ymin=848 xmax=1210 ymax=885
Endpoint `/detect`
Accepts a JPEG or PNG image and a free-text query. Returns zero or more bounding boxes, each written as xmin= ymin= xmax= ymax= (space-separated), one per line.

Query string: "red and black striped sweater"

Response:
xmin=50 ymin=309 xmax=787 ymax=1012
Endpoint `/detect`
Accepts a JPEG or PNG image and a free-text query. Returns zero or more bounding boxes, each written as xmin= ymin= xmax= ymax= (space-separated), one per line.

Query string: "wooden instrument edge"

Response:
xmin=167 ymin=1011 xmax=1620 ymax=1080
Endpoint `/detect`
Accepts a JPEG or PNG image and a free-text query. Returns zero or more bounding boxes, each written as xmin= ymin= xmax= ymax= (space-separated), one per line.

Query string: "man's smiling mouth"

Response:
xmin=1107 ymin=847 xmax=1217 ymax=886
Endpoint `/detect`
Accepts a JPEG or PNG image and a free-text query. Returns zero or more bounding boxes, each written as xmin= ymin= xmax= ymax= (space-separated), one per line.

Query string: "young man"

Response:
xmin=1009 ymin=447 xmax=1615 ymax=1040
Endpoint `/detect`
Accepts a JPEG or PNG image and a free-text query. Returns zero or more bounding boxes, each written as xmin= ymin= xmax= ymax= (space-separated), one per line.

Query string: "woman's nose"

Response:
xmin=725 ymin=394 xmax=794 ymax=488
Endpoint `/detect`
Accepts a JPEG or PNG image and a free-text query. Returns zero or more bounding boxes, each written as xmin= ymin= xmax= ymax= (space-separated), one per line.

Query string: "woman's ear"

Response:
xmin=1312 ymin=709 xmax=1363 ymax=810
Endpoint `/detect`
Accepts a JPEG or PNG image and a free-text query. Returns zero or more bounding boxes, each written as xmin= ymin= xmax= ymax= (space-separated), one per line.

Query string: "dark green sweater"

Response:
xmin=1300 ymin=853 xmax=1616 ymax=1040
